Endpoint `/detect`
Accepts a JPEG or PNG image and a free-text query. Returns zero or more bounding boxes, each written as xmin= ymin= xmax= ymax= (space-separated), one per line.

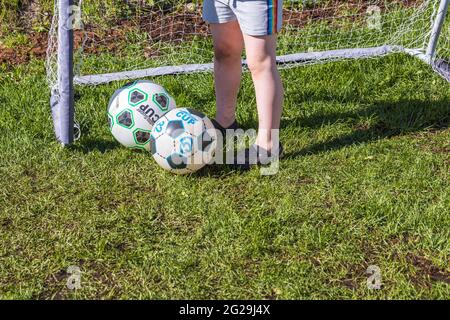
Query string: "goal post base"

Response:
xmin=50 ymin=91 xmax=76 ymax=146
xmin=433 ymin=59 xmax=450 ymax=82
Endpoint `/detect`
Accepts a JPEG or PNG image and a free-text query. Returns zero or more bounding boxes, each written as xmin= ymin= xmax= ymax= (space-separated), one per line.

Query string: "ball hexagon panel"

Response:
xmin=128 ymin=88 xmax=148 ymax=107
xmin=167 ymin=153 xmax=188 ymax=170
xmin=133 ymin=128 xmax=152 ymax=145
xmin=153 ymin=93 xmax=170 ymax=112
xmin=165 ymin=120 xmax=185 ymax=139
xmin=116 ymin=109 xmax=134 ymax=129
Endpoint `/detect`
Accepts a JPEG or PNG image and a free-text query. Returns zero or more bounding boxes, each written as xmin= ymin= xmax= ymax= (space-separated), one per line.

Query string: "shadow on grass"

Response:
xmin=193 ymin=160 xmax=242 ymax=178
xmin=68 ymin=138 xmax=120 ymax=154
xmin=282 ymin=98 xmax=450 ymax=159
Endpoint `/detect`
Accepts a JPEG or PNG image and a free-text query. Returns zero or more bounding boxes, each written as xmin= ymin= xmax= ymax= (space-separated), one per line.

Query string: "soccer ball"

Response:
xmin=150 ymin=108 xmax=218 ymax=174
xmin=107 ymin=80 xmax=176 ymax=151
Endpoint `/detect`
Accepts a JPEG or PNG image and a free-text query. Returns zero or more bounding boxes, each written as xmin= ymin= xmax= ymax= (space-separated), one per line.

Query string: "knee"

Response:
xmin=246 ymin=54 xmax=275 ymax=75
xmin=214 ymin=43 xmax=242 ymax=62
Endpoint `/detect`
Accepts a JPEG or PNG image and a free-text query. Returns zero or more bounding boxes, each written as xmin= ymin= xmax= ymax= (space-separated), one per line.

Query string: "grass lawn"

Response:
xmin=0 ymin=52 xmax=449 ymax=299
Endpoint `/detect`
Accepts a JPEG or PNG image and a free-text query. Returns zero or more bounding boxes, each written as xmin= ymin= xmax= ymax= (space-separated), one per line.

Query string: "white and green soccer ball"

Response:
xmin=107 ymin=80 xmax=176 ymax=151
xmin=150 ymin=108 xmax=218 ymax=175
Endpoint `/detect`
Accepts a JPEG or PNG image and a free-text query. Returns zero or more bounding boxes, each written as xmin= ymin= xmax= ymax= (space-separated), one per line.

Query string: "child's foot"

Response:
xmin=211 ymin=119 xmax=241 ymax=138
xmin=232 ymin=143 xmax=284 ymax=171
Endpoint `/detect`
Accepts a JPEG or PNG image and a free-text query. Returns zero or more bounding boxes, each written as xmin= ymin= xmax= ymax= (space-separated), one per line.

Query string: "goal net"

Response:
xmin=46 ymin=0 xmax=450 ymax=144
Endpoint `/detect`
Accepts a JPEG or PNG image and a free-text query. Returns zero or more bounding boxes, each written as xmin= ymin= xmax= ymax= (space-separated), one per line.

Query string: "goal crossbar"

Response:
xmin=74 ymin=43 xmax=449 ymax=93
xmin=75 ymin=45 xmax=406 ymax=86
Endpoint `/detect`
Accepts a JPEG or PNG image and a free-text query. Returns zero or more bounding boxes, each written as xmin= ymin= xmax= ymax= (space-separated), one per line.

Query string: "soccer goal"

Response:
xmin=46 ymin=0 xmax=450 ymax=145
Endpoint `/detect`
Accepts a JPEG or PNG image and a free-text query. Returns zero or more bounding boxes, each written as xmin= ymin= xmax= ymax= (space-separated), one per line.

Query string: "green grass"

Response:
xmin=0 ymin=52 xmax=449 ymax=299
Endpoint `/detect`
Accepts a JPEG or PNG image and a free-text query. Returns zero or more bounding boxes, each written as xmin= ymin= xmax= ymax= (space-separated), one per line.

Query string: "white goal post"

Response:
xmin=46 ymin=0 xmax=450 ymax=145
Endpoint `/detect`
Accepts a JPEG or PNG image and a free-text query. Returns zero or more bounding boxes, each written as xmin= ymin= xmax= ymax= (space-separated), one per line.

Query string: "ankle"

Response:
xmin=215 ymin=115 xmax=236 ymax=128
xmin=256 ymin=137 xmax=282 ymax=152
xmin=255 ymin=139 xmax=273 ymax=152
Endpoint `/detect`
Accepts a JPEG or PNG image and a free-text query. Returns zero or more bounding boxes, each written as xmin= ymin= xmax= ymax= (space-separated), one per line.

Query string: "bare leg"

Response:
xmin=243 ymin=34 xmax=284 ymax=151
xmin=211 ymin=21 xmax=245 ymax=128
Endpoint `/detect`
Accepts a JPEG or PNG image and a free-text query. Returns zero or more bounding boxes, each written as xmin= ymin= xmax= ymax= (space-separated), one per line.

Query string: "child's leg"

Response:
xmin=210 ymin=21 xmax=245 ymax=128
xmin=243 ymin=34 xmax=284 ymax=151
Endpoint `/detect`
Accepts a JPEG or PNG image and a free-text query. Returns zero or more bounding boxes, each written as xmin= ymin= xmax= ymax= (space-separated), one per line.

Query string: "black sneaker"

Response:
xmin=211 ymin=119 xmax=241 ymax=138
xmin=232 ymin=143 xmax=284 ymax=171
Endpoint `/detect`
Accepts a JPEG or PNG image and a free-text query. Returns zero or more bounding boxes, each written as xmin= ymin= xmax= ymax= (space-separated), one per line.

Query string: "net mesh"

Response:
xmin=46 ymin=0 xmax=450 ymax=89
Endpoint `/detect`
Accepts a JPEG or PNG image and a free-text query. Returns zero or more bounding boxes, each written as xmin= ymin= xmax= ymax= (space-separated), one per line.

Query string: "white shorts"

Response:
xmin=203 ymin=0 xmax=283 ymax=36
